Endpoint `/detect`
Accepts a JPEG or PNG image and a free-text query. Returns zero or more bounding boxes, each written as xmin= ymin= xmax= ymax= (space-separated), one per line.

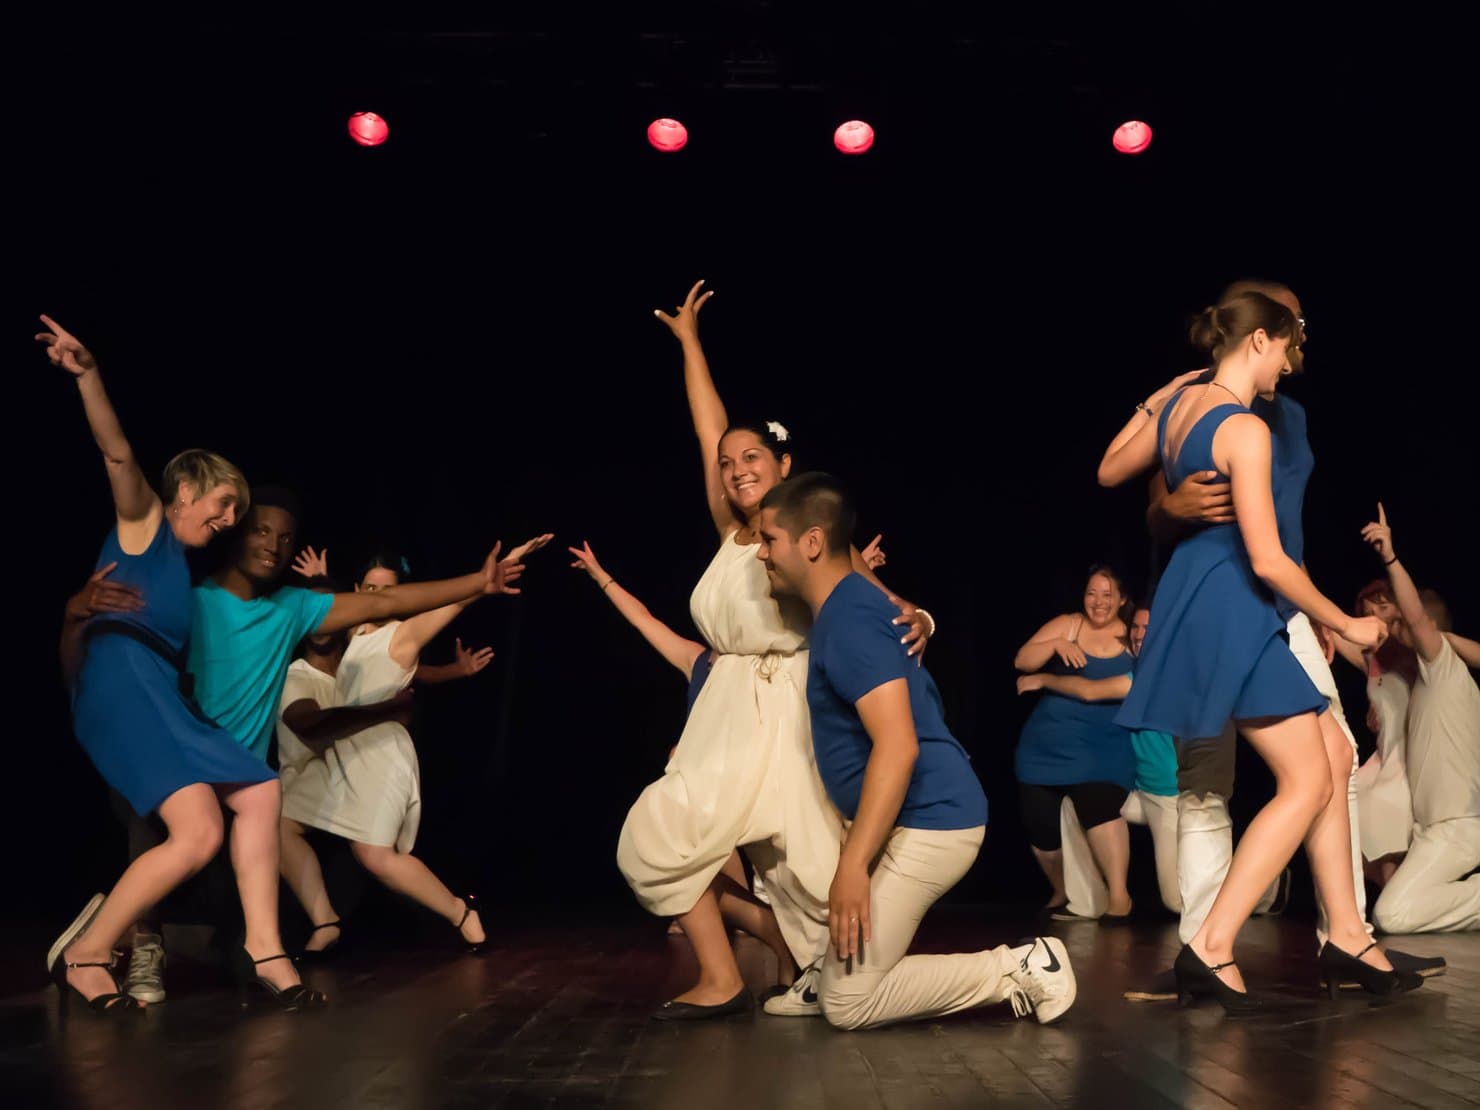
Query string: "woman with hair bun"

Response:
xmin=1096 ymin=291 xmax=1410 ymax=1011
xmin=620 ymin=280 xmax=935 ymax=1021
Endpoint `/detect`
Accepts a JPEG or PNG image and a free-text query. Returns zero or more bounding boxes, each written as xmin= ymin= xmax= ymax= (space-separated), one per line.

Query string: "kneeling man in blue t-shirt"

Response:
xmin=756 ymin=472 xmax=1076 ymax=1028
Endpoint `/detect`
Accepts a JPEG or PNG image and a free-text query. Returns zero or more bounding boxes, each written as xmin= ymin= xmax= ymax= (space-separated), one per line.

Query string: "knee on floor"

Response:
xmin=818 ymin=987 xmax=871 ymax=1031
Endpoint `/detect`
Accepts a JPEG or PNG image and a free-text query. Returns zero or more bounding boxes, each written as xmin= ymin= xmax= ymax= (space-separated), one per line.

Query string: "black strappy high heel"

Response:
xmin=455 ymin=895 xmax=485 ymax=955
xmin=297 ymin=921 xmax=342 ymax=964
xmin=1173 ymin=944 xmax=1262 ymax=1015
xmin=1318 ymin=940 xmax=1423 ymax=999
xmin=50 ymin=949 xmax=142 ymax=1015
xmin=232 ymin=947 xmax=327 ymax=1011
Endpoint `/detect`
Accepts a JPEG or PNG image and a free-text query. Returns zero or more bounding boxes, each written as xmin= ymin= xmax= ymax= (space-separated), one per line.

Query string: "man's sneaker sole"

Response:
xmin=46 ymin=894 xmax=105 ymax=974
xmin=125 ymin=983 xmax=166 ymax=1004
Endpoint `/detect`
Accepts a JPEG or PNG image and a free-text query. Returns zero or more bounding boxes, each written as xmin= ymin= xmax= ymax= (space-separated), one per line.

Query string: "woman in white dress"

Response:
xmin=278 ymin=539 xmax=550 ymax=955
xmin=619 ymin=280 xmax=934 ymax=1020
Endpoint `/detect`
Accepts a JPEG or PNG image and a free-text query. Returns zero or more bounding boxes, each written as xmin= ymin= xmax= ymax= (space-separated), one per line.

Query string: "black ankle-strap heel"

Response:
xmin=51 ymin=949 xmax=141 ymax=1015
xmin=1318 ymin=941 xmax=1422 ymax=999
xmin=297 ymin=920 xmax=343 ymax=964
xmin=232 ymin=947 xmax=327 ymax=1011
xmin=456 ymin=896 xmax=486 ymax=955
xmin=1173 ymin=944 xmax=1262 ymax=1015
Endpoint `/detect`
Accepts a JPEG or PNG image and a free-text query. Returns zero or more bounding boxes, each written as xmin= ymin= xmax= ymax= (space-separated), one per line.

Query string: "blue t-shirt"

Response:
xmin=188 ymin=582 xmax=335 ymax=759
xmin=808 ymin=574 xmax=988 ymax=830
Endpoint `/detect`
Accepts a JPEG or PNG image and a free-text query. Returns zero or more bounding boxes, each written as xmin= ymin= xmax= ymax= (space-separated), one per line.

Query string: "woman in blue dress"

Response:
xmin=1013 ymin=566 xmax=1138 ymax=920
xmin=1097 ymin=292 xmax=1401 ymax=1010
xmin=39 ymin=315 xmax=323 ymax=1014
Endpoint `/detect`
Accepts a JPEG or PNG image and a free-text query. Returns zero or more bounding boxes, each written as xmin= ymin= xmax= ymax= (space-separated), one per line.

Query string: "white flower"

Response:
xmin=766 ymin=420 xmax=790 ymax=443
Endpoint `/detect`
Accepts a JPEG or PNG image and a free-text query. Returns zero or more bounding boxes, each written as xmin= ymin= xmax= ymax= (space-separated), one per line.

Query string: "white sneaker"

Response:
xmin=46 ymin=893 xmax=105 ymax=974
xmin=124 ymin=933 xmax=167 ymax=1004
xmin=1007 ymin=936 xmax=1076 ymax=1025
xmin=762 ymin=962 xmax=821 ymax=1017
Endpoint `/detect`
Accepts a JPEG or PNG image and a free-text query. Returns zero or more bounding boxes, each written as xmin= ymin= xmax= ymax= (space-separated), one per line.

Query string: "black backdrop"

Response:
xmin=11 ymin=26 xmax=1470 ymax=931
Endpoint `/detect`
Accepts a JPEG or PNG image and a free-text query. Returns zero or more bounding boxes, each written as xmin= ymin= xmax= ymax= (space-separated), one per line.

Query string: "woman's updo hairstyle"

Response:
xmin=1189 ymin=290 xmax=1298 ymax=364
xmin=361 ymin=550 xmax=412 ymax=584
xmin=720 ymin=418 xmax=795 ymax=463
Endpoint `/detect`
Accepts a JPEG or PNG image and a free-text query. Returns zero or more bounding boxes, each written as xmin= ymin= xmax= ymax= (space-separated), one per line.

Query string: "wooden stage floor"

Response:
xmin=1 ymin=908 xmax=1475 ymax=1109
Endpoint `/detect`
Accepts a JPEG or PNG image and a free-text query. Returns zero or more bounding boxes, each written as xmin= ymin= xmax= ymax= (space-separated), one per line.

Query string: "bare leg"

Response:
xmin=278 ymin=817 xmax=341 ymax=951
xmin=670 ymin=887 xmax=746 ymax=1006
xmin=1189 ymin=714 xmax=1332 ymax=992
xmin=219 ymin=779 xmax=304 ymax=993
xmin=1306 ymin=713 xmax=1392 ymax=970
xmin=350 ymin=842 xmax=485 ymax=946
xmin=1031 ymin=847 xmax=1067 ymax=908
xmin=64 ymin=783 xmax=224 ymax=1002
xmin=712 ymin=872 xmax=795 ymax=987
xmin=1085 ymin=818 xmax=1134 ymax=916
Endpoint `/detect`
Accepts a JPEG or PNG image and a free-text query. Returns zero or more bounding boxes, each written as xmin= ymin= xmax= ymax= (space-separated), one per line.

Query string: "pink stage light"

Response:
xmin=1112 ymin=120 xmax=1153 ymax=155
xmin=833 ymin=120 xmax=875 ymax=155
xmin=348 ymin=112 xmax=389 ymax=147
xmin=647 ymin=118 xmax=689 ymax=152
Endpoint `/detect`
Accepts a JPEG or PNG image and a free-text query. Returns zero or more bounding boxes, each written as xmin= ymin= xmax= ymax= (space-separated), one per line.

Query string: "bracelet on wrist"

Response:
xmin=600 ymin=578 xmax=616 ymax=592
xmin=1135 ymin=401 xmax=1154 ymax=417
xmin=916 ymin=608 xmax=938 ymax=638
xmin=1384 ymin=555 xmax=1398 ymax=567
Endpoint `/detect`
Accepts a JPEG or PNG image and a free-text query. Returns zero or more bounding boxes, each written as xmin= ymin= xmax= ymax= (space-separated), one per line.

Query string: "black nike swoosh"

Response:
xmin=1039 ymin=944 xmax=1061 ymax=974
xmin=802 ymin=987 xmax=818 ymax=1004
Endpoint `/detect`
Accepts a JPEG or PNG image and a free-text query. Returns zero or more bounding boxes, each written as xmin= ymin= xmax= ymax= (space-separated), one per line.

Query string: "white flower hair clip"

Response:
xmin=766 ymin=420 xmax=790 ymax=443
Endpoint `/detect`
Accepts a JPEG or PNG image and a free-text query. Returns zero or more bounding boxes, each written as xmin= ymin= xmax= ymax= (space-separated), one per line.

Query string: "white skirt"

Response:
xmin=282 ymin=722 xmax=422 ymax=853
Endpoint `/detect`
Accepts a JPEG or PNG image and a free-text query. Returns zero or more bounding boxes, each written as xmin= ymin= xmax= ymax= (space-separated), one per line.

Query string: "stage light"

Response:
xmin=1112 ymin=120 xmax=1153 ymax=155
xmin=647 ymin=118 xmax=688 ymax=152
xmin=833 ymin=120 xmax=875 ymax=155
xmin=348 ymin=112 xmax=389 ymax=147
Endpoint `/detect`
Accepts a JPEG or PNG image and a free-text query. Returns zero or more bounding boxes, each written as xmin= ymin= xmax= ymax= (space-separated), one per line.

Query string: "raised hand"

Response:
xmin=653 ymin=279 xmax=714 ymax=343
xmin=1342 ymin=614 xmax=1390 ymax=650
xmin=292 ymin=546 xmax=329 ymax=579
xmin=1017 ymin=674 xmax=1047 ymax=695
xmin=451 ymin=637 xmax=494 ymax=676
xmin=1053 ymin=639 xmax=1088 ymax=669
xmin=503 ymin=533 xmax=555 ymax=565
xmin=860 ymin=534 xmax=886 ymax=570
xmin=1360 ymin=502 xmax=1395 ymax=564
xmin=35 ymin=315 xmax=99 ymax=377
xmin=64 ymin=562 xmax=144 ymax=624
xmin=568 ymin=540 xmax=609 ymax=583
xmin=480 ymin=542 xmax=523 ymax=596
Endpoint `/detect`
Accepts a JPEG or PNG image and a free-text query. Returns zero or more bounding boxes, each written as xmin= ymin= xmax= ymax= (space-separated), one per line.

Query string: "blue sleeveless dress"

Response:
xmin=1016 ymin=650 xmax=1137 ymax=790
xmin=71 ymin=523 xmax=277 ymax=815
xmin=1115 ymin=390 xmax=1324 ymax=740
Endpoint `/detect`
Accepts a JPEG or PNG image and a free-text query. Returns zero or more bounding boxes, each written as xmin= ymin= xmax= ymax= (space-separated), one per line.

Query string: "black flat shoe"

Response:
xmin=297 ymin=920 xmax=342 ymax=964
xmin=1318 ymin=941 xmax=1422 ymax=999
xmin=50 ymin=949 xmax=142 ymax=1016
xmin=232 ymin=948 xmax=327 ymax=1012
xmin=651 ymin=987 xmax=754 ymax=1022
xmin=1173 ymin=945 xmax=1262 ymax=1016
xmin=1098 ymin=910 xmax=1134 ymax=927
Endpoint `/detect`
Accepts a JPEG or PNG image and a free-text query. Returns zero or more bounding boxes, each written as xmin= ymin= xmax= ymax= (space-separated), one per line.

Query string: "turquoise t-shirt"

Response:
xmin=1130 ymin=729 xmax=1178 ymax=797
xmin=187 ymin=582 xmax=335 ymax=759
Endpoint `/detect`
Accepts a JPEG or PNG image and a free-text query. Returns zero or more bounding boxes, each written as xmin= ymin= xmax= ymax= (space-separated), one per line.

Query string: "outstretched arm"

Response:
xmin=1362 ymin=504 xmax=1445 ymax=663
xmin=1445 ymin=632 xmax=1480 ymax=669
xmin=1017 ymin=673 xmax=1132 ymax=701
xmin=282 ymin=690 xmax=412 ymax=755
xmin=388 ymin=535 xmax=553 ymax=670
xmin=654 ymin=280 xmax=732 ymax=537
xmin=570 ymin=542 xmax=705 ymax=678
xmin=317 ymin=542 xmax=522 ymax=635
xmin=415 ymin=639 xmax=495 ymax=685
xmin=39 ymin=316 xmax=161 ymax=550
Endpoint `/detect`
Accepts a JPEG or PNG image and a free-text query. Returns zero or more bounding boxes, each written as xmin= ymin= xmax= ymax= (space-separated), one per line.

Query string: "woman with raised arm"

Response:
xmin=1096 ymin=292 xmax=1411 ymax=1010
xmin=278 ymin=539 xmax=551 ymax=958
xmin=38 ymin=315 xmax=320 ymax=1013
xmin=616 ymin=281 xmax=933 ymax=1020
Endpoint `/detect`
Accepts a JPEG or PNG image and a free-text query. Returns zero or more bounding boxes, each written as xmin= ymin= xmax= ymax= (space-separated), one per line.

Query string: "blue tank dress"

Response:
xmin=70 ymin=523 xmax=277 ymax=816
xmin=1115 ymin=391 xmax=1325 ymax=739
xmin=1016 ymin=650 xmax=1137 ymax=791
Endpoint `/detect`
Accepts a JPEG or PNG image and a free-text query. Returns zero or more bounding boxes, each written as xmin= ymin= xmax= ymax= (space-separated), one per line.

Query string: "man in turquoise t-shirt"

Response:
xmin=756 ymin=472 xmax=1076 ymax=1030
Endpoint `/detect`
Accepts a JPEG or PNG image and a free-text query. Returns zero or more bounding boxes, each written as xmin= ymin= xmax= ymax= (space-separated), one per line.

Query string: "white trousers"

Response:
xmin=1176 ymin=613 xmax=1368 ymax=949
xmin=818 ymin=825 xmax=1022 ymax=1030
xmin=1372 ymin=817 xmax=1480 ymax=934
xmin=1062 ymin=792 xmax=1181 ymax=918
